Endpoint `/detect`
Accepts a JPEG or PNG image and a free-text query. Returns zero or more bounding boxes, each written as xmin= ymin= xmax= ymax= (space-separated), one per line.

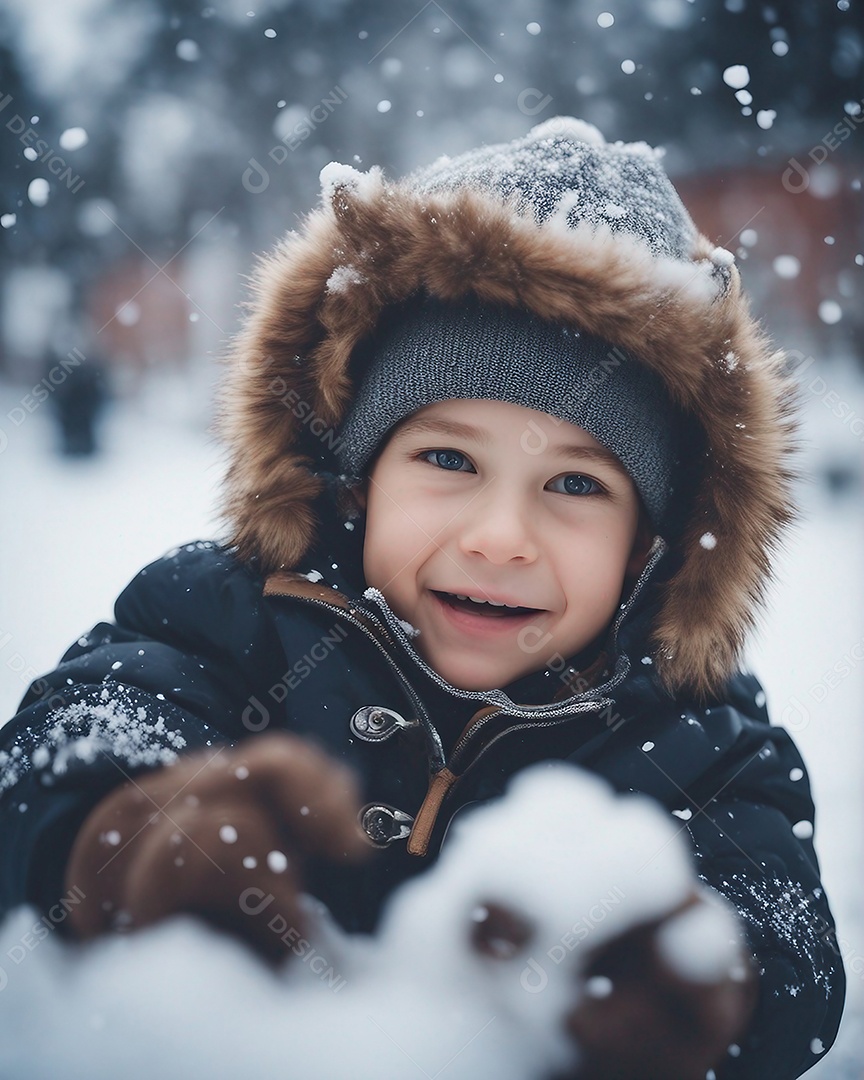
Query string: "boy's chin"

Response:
xmin=417 ymin=650 xmax=535 ymax=693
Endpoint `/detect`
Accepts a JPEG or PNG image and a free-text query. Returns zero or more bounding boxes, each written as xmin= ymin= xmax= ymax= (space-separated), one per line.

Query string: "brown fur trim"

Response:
xmin=215 ymin=175 xmax=799 ymax=702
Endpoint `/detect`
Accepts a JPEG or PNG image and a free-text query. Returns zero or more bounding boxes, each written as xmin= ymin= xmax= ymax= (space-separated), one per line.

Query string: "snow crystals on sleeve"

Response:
xmin=43 ymin=691 xmax=186 ymax=777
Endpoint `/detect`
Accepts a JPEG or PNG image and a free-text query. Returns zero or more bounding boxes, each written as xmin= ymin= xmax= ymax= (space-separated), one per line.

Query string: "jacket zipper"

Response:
xmin=270 ymin=535 xmax=667 ymax=853
xmin=398 ymin=537 xmax=668 ymax=854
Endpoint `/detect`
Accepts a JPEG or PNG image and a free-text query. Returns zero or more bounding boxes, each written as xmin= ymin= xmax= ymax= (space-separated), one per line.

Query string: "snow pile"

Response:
xmin=0 ymin=764 xmax=738 ymax=1080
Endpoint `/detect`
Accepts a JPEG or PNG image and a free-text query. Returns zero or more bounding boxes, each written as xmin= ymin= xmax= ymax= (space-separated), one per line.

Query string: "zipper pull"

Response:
xmin=407 ymin=768 xmax=459 ymax=857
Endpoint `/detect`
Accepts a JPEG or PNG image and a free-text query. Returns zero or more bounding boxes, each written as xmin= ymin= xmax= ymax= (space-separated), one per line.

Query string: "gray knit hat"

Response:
xmin=333 ymin=117 xmax=701 ymax=530
xmin=335 ymin=293 xmax=679 ymax=528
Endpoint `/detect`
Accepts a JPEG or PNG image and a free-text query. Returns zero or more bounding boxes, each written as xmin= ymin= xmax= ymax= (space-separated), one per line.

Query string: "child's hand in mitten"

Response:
xmin=64 ymin=733 xmax=367 ymax=961
xmin=563 ymin=889 xmax=758 ymax=1080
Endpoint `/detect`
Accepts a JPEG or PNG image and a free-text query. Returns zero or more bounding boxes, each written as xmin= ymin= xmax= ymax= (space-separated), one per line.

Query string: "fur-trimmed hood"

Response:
xmin=216 ymin=118 xmax=799 ymax=702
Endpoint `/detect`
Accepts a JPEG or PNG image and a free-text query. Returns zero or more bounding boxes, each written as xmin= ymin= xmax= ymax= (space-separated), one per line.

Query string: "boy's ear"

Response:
xmin=625 ymin=509 xmax=655 ymax=581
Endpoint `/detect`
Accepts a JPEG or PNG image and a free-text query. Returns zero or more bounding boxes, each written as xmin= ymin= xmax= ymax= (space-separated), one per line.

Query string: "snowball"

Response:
xmin=792 ymin=820 xmax=814 ymax=840
xmin=722 ymin=65 xmax=750 ymax=89
xmin=756 ymin=109 xmax=777 ymax=130
xmin=219 ymin=825 xmax=238 ymax=844
xmin=700 ymin=532 xmax=717 ymax=550
xmin=621 ymin=59 xmax=636 ymax=75
xmin=301 ymin=569 xmax=324 ymax=583
xmin=811 ymin=1038 xmax=825 ymax=1054
xmin=597 ymin=11 xmax=615 ymax=27
xmin=376 ymin=100 xmax=391 ymax=113
xmin=641 ymin=741 xmax=655 ymax=752
xmin=526 ymin=22 xmax=541 ymax=34
xmin=0 ymin=213 xmax=16 ymax=228
xmin=0 ymin=765 xmax=704 ymax=1080
xmin=789 ymin=767 xmax=804 ymax=782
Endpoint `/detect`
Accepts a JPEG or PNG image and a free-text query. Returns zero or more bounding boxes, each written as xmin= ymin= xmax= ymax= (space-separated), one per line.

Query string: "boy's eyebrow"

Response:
xmin=394 ymin=416 xmax=494 ymax=445
xmin=394 ymin=416 xmax=629 ymax=474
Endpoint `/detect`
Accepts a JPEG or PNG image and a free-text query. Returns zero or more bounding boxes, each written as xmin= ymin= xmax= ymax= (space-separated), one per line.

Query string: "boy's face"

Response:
xmin=359 ymin=399 xmax=651 ymax=692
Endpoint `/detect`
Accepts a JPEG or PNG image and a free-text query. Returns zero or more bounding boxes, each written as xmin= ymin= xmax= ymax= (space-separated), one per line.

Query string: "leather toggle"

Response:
xmin=359 ymin=803 xmax=415 ymax=847
xmin=350 ymin=705 xmax=419 ymax=742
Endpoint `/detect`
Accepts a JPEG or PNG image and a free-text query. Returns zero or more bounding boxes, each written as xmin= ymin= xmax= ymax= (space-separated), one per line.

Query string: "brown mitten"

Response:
xmin=63 ymin=733 xmax=368 ymax=961
xmin=563 ymin=889 xmax=758 ymax=1080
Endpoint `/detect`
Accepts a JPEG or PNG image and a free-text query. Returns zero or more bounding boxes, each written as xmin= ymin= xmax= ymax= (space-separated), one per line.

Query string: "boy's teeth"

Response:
xmin=451 ymin=593 xmax=523 ymax=610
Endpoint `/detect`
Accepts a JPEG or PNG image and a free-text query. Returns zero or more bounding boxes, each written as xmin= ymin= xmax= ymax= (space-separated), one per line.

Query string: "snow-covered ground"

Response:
xmin=1 ymin=363 xmax=862 ymax=1073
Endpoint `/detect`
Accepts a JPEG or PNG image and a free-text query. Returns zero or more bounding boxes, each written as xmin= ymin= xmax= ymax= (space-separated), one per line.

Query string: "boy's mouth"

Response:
xmin=431 ymin=590 xmax=543 ymax=619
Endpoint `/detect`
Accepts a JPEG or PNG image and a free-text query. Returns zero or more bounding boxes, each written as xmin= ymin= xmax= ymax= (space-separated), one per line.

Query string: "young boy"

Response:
xmin=0 ymin=118 xmax=843 ymax=1077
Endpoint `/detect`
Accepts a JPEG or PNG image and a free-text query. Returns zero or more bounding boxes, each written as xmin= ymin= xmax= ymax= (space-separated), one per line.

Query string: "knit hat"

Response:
xmin=335 ymin=292 xmax=681 ymax=528
xmin=332 ymin=117 xmax=705 ymax=530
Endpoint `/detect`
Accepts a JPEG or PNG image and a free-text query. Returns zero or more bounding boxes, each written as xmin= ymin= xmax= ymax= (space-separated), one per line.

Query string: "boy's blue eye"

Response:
xmin=547 ymin=474 xmax=604 ymax=496
xmin=422 ymin=449 xmax=474 ymax=472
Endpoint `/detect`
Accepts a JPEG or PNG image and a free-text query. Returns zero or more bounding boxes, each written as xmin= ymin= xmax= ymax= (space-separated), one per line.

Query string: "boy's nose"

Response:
xmin=456 ymin=494 xmax=539 ymax=565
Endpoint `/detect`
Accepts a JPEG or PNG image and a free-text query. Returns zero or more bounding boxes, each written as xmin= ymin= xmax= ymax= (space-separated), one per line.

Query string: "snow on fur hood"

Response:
xmin=216 ymin=117 xmax=798 ymax=702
